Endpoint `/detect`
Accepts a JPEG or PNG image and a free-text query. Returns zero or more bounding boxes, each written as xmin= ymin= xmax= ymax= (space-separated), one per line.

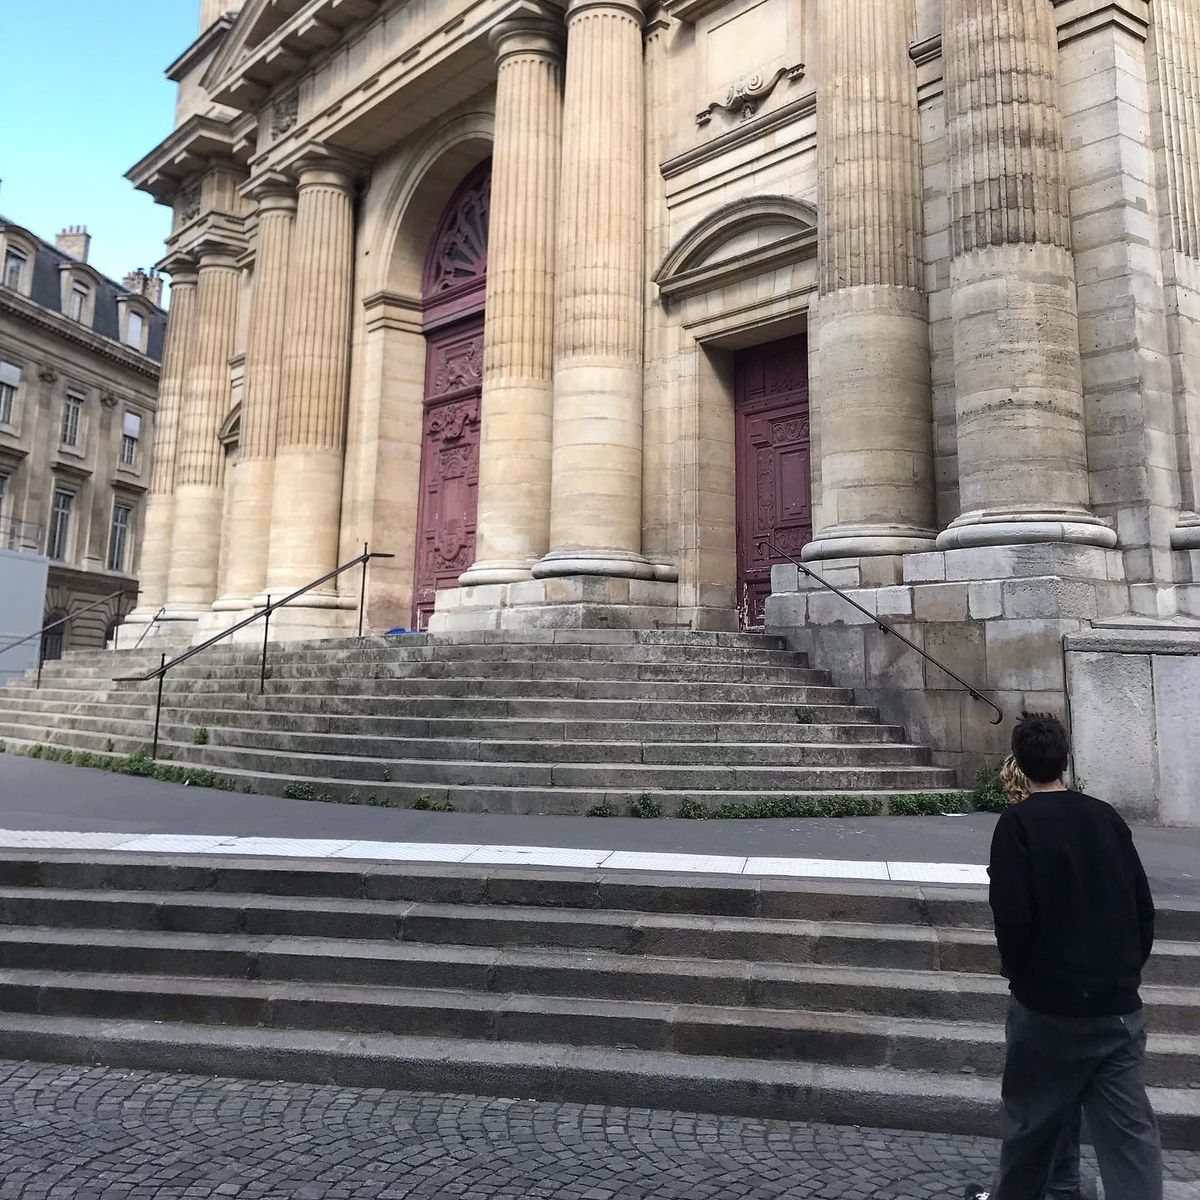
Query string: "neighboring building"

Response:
xmin=121 ymin=0 xmax=1200 ymax=798
xmin=0 ymin=219 xmax=166 ymax=658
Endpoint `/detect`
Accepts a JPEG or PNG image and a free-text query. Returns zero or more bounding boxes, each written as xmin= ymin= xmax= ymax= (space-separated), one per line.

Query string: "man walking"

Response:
xmin=964 ymin=712 xmax=1162 ymax=1200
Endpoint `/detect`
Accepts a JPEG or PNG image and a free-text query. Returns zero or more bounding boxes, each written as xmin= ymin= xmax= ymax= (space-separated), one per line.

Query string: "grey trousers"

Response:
xmin=995 ymin=997 xmax=1163 ymax=1200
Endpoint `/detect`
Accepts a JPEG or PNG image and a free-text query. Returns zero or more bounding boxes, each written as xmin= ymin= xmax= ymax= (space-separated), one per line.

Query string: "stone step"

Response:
xmin=2 ymin=926 xmax=1197 ymax=1034
xmin=1 ymin=885 xmax=1193 ymax=985
xmin=0 ymin=1012 xmax=1188 ymax=1145
xmin=1 ymin=968 xmax=1198 ymax=1087
xmin=180 ymin=743 xmax=955 ymax=791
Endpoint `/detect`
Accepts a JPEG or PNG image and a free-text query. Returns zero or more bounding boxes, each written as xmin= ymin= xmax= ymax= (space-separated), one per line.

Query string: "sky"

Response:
xmin=0 ymin=0 xmax=198 ymax=291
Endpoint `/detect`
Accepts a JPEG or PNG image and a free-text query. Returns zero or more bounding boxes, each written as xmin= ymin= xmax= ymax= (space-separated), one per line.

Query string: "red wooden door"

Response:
xmin=734 ymin=335 xmax=812 ymax=629
xmin=412 ymin=322 xmax=483 ymax=628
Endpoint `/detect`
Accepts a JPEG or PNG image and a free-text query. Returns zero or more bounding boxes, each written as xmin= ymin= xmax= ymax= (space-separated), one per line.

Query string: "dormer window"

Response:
xmin=117 ymin=296 xmax=153 ymax=353
xmin=126 ymin=310 xmax=144 ymax=348
xmin=69 ymin=284 xmax=88 ymax=322
xmin=3 ymin=248 xmax=26 ymax=291
xmin=59 ymin=262 xmax=101 ymax=326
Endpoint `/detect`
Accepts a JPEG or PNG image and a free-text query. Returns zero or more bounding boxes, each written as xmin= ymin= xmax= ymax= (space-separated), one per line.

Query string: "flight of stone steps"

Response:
xmin=0 ymin=631 xmax=962 ymax=813
xmin=0 ymin=851 xmax=1196 ymax=1144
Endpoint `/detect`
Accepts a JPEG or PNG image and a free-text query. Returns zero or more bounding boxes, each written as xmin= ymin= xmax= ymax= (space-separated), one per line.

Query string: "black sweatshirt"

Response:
xmin=987 ymin=790 xmax=1155 ymax=1017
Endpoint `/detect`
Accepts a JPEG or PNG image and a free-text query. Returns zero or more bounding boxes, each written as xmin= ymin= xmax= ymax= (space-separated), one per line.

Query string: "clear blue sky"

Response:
xmin=0 ymin=0 xmax=198 ymax=290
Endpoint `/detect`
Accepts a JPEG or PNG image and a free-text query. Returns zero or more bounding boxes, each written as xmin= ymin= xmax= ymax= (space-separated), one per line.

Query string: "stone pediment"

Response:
xmin=654 ymin=195 xmax=817 ymax=301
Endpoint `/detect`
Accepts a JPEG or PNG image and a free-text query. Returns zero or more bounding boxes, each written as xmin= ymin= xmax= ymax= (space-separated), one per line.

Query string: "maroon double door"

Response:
xmin=734 ymin=335 xmax=813 ymax=628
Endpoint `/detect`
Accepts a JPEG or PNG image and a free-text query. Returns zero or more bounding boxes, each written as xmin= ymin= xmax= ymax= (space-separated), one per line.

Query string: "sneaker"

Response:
xmin=962 ymin=1188 xmax=990 ymax=1200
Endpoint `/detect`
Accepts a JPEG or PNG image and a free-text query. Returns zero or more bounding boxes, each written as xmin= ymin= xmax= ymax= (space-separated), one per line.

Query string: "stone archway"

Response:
xmin=411 ymin=161 xmax=491 ymax=629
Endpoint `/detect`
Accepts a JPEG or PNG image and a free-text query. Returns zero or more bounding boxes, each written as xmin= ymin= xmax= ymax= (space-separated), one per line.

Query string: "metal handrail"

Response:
xmin=759 ymin=538 xmax=1003 ymax=726
xmin=132 ymin=604 xmax=167 ymax=650
xmin=0 ymin=588 xmax=136 ymax=688
xmin=117 ymin=544 xmax=394 ymax=758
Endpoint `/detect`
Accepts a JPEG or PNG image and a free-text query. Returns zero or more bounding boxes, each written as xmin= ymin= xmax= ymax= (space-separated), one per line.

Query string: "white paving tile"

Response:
xmin=600 ymin=851 xmax=748 ymax=875
xmin=114 ymin=834 xmax=239 ymax=854
xmin=0 ymin=829 xmax=130 ymax=850
xmin=743 ymin=857 xmax=890 ymax=880
xmin=887 ymin=861 xmax=989 ymax=886
xmin=224 ymin=837 xmax=357 ymax=859
xmin=463 ymin=844 xmax=610 ymax=869
xmin=329 ymin=841 xmax=481 ymax=863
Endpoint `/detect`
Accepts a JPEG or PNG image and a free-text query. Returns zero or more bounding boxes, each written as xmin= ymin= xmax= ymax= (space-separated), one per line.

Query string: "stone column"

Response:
xmin=264 ymin=159 xmax=355 ymax=600
xmin=533 ymin=0 xmax=655 ymax=581
xmin=804 ymin=0 xmax=937 ymax=562
xmin=937 ymin=0 xmax=1115 ymax=550
xmin=166 ymin=241 xmax=241 ymax=613
xmin=216 ymin=178 xmax=296 ymax=611
xmin=1153 ymin=0 xmax=1200 ymax=551
xmin=459 ymin=14 xmax=564 ymax=586
xmin=126 ymin=258 xmax=197 ymax=622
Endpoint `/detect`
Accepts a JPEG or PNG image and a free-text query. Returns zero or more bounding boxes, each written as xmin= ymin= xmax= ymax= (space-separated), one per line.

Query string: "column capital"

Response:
xmin=192 ymin=234 xmax=243 ymax=271
xmin=292 ymin=150 xmax=361 ymax=193
xmin=158 ymin=252 xmax=199 ymax=284
xmin=490 ymin=11 xmax=565 ymax=61
xmin=240 ymin=170 xmax=298 ymax=213
xmin=566 ymin=0 xmax=644 ymax=25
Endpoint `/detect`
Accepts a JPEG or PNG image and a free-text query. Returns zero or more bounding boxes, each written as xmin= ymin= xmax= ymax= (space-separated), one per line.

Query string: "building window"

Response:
xmin=0 ymin=361 xmax=18 ymax=425
xmin=61 ymin=393 xmax=84 ymax=448
xmin=125 ymin=310 xmax=144 ymax=349
xmin=69 ymin=284 xmax=88 ymax=322
xmin=40 ymin=621 xmax=65 ymax=663
xmin=3 ymin=249 xmax=25 ymax=291
xmin=47 ymin=489 xmax=73 ymax=560
xmin=0 ymin=471 xmax=7 ymax=518
xmin=120 ymin=411 xmax=142 ymax=467
xmin=109 ymin=502 xmax=132 ymax=573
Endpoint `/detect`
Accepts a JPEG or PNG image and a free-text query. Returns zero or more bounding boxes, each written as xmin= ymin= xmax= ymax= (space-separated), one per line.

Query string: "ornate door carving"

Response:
xmin=413 ymin=323 xmax=483 ymax=628
xmin=735 ymin=335 xmax=812 ymax=629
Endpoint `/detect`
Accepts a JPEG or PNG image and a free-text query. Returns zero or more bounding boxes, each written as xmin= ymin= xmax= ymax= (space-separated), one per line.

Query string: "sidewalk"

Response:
xmin=2 ymin=754 xmax=1198 ymax=899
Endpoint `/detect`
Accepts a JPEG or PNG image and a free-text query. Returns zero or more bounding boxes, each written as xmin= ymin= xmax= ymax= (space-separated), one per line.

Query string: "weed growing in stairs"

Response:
xmin=586 ymin=802 xmax=616 ymax=817
xmin=0 ymin=740 xmax=6 ymax=755
xmin=675 ymin=792 xmax=971 ymax=819
xmin=17 ymin=744 xmax=238 ymax=791
xmin=973 ymin=766 xmax=1009 ymax=813
xmin=629 ymin=794 xmax=664 ymax=819
xmin=793 ymin=707 xmax=817 ymax=724
xmin=413 ymin=795 xmax=456 ymax=812
xmin=192 ymin=728 xmax=209 ymax=746
xmin=281 ymin=782 xmax=335 ymax=802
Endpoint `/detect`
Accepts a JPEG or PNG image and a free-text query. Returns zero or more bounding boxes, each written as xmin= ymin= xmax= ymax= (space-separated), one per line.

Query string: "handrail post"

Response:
xmin=36 ymin=643 xmax=44 ymax=690
xmin=358 ymin=542 xmax=369 ymax=638
xmin=260 ymin=595 xmax=271 ymax=694
xmin=152 ymin=652 xmax=166 ymax=760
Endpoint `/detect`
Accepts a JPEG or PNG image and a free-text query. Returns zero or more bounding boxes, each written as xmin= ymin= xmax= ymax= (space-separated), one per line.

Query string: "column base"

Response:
xmin=531 ymin=548 xmax=657 ymax=581
xmin=1171 ymin=512 xmax=1200 ymax=550
xmin=247 ymin=588 xmax=358 ymax=642
xmin=936 ymin=510 xmax=1117 ymax=551
xmin=427 ymin=574 xmax=736 ymax=634
xmin=458 ymin=560 xmax=536 ymax=587
xmin=802 ymin=526 xmax=938 ymax=562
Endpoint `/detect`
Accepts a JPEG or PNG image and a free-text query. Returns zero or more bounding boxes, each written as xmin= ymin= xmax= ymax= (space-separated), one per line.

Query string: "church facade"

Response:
xmin=123 ymin=0 xmax=1200 ymax=809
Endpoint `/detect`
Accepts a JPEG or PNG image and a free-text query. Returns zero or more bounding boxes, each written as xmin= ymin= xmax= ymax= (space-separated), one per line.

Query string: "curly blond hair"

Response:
xmin=1000 ymin=755 xmax=1031 ymax=804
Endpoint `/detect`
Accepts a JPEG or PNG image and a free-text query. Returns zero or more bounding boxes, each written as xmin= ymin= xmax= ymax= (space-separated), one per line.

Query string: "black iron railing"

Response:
xmin=759 ymin=538 xmax=1003 ymax=726
xmin=0 ymin=589 xmax=137 ymax=688
xmin=117 ymin=545 xmax=394 ymax=758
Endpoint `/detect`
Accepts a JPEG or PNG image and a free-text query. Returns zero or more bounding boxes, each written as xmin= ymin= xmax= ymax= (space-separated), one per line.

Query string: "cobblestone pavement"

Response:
xmin=1 ymin=1062 xmax=1198 ymax=1200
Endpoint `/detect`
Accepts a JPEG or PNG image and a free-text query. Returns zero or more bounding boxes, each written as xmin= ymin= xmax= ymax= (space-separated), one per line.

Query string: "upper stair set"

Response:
xmin=0 ymin=631 xmax=961 ymax=814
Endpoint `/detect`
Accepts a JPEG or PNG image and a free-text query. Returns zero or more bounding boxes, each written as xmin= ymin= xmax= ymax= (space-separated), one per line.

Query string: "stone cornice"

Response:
xmin=126 ymin=115 xmax=254 ymax=205
xmin=0 ymin=290 xmax=161 ymax=382
xmin=362 ymin=289 xmax=423 ymax=335
xmin=656 ymin=229 xmax=817 ymax=302
xmin=166 ymin=13 xmax=237 ymax=82
xmin=662 ymin=90 xmax=816 ymax=180
xmin=1051 ymin=0 xmax=1150 ymax=43
xmin=661 ymin=0 xmax=727 ymax=22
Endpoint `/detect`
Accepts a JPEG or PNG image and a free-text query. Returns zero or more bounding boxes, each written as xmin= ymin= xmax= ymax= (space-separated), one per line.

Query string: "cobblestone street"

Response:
xmin=0 ymin=1061 xmax=1195 ymax=1200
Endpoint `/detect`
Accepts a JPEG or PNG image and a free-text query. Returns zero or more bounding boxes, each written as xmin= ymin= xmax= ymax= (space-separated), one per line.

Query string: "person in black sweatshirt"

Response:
xmin=963 ymin=712 xmax=1161 ymax=1200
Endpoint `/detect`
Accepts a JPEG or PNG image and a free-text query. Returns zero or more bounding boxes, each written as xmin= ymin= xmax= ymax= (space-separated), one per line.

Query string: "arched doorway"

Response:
xmin=412 ymin=161 xmax=491 ymax=628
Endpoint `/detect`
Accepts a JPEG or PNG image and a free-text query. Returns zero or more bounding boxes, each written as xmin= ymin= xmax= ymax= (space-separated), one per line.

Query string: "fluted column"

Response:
xmin=263 ymin=160 xmax=355 ymax=598
xmin=459 ymin=15 xmax=564 ymax=586
xmin=166 ymin=242 xmax=241 ymax=611
xmin=804 ymin=0 xmax=937 ymax=561
xmin=216 ymin=179 xmax=296 ymax=610
xmin=937 ymin=0 xmax=1115 ymax=550
xmin=1154 ymin=0 xmax=1200 ymax=550
xmin=533 ymin=0 xmax=655 ymax=581
xmin=127 ymin=258 xmax=197 ymax=620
